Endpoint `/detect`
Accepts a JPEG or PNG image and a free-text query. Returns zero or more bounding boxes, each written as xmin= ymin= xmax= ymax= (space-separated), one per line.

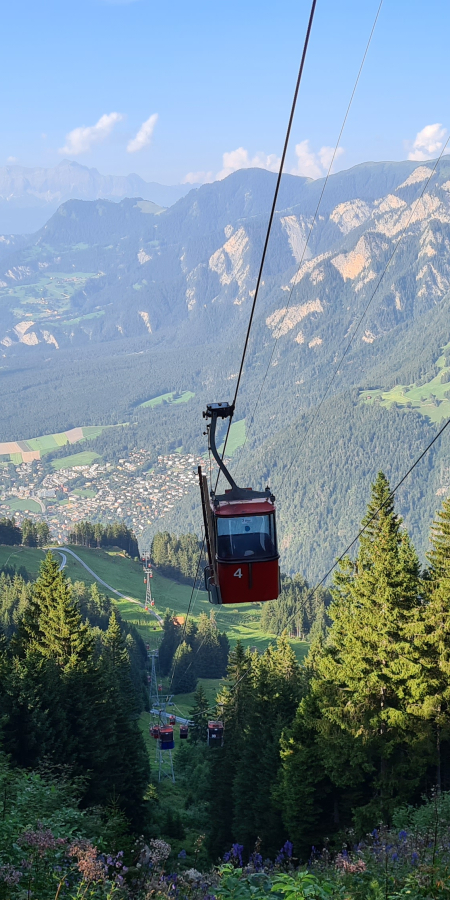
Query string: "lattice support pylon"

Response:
xmin=157 ymin=744 xmax=175 ymax=783
xmin=148 ymin=650 xmax=161 ymax=712
xmin=142 ymin=550 xmax=154 ymax=610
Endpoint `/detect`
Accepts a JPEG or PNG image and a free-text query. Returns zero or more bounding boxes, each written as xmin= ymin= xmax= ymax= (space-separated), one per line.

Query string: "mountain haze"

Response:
xmin=0 ymin=159 xmax=194 ymax=233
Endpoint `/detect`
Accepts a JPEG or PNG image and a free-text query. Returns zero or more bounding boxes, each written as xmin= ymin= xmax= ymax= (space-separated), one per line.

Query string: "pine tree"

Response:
xmin=279 ymin=690 xmax=336 ymax=859
xmin=232 ymin=636 xmax=303 ymax=856
xmin=172 ymin=641 xmax=197 ymax=694
xmin=158 ymin=611 xmax=180 ymax=675
xmin=205 ymin=641 xmax=252 ymax=859
xmin=22 ymin=552 xmax=93 ymax=669
xmin=93 ymin=612 xmax=150 ymax=825
xmin=188 ymin=682 xmax=209 ymax=743
xmin=194 ymin=612 xmax=229 ymax=678
xmin=412 ymin=495 xmax=450 ymax=789
xmin=313 ymin=473 xmax=424 ymax=825
xmin=281 ymin=473 xmax=426 ymax=845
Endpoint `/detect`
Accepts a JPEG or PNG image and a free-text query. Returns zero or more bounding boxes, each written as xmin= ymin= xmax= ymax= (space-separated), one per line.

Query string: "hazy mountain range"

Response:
xmin=0 ymin=159 xmax=193 ymax=233
xmin=1 ymin=157 xmax=450 ymax=577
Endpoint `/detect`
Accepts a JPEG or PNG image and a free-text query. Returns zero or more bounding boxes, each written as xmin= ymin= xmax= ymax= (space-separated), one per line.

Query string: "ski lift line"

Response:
xmin=219 ymin=0 xmax=318 ymax=472
xmin=233 ymin=0 xmax=384 ymax=477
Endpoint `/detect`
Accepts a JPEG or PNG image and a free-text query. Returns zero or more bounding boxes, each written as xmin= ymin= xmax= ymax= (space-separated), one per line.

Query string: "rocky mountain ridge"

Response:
xmin=2 ymin=158 xmax=450 ymax=576
xmin=0 ymin=159 xmax=449 ymax=363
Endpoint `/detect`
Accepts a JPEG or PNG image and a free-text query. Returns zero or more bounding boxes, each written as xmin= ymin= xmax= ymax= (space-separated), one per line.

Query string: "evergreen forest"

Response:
xmin=68 ymin=520 xmax=139 ymax=556
xmin=2 ymin=476 xmax=450 ymax=897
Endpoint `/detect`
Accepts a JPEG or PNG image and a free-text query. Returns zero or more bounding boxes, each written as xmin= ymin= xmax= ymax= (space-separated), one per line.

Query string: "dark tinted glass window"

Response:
xmin=216 ymin=513 xmax=276 ymax=560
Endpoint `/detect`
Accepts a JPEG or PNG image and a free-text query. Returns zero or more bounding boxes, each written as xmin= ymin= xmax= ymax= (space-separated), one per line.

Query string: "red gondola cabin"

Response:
xmin=159 ymin=726 xmax=174 ymax=750
xmin=199 ymin=403 xmax=280 ymax=605
xmin=179 ymin=725 xmax=188 ymax=739
xmin=207 ymin=721 xmax=224 ymax=746
xmin=150 ymin=725 xmax=160 ymax=739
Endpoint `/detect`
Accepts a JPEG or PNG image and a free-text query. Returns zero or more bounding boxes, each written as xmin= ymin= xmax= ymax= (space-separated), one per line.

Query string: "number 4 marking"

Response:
xmin=233 ymin=568 xmax=243 ymax=579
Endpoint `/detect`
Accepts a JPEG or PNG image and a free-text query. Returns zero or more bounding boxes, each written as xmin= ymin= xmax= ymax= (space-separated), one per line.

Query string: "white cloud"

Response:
xmin=291 ymin=140 xmax=344 ymax=179
xmin=181 ymin=147 xmax=281 ymax=186
xmin=216 ymin=147 xmax=281 ymax=180
xmin=182 ymin=171 xmax=214 ymax=184
xmin=127 ymin=113 xmax=158 ymax=153
xmin=59 ymin=112 xmax=123 ymax=155
xmin=6 ymin=156 xmax=18 ymax=164
xmin=181 ymin=142 xmax=344 ymax=187
xmin=408 ymin=123 xmax=447 ymax=161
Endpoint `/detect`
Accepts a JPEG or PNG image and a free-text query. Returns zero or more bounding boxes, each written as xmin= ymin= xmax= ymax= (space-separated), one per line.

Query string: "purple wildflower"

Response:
xmin=231 ymin=844 xmax=244 ymax=867
xmin=283 ymin=841 xmax=293 ymax=859
xmin=249 ymin=851 xmax=263 ymax=871
xmin=178 ymin=850 xmax=187 ymax=859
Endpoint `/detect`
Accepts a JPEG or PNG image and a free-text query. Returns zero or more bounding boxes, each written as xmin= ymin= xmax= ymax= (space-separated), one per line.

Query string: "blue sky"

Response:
xmin=2 ymin=0 xmax=449 ymax=185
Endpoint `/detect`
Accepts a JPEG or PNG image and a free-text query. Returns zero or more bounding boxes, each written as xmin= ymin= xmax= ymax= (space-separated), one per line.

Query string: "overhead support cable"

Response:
xmin=218 ymin=0 xmax=319 ymax=472
xmin=235 ymin=0 xmax=384 ymax=473
xmin=277 ymin=414 xmax=450 ymax=642
xmin=313 ymin=414 xmax=450 ymax=592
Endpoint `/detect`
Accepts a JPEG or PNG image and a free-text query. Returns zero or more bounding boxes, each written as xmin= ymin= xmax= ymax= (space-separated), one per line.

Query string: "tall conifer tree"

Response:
xmin=412 ymin=495 xmax=450 ymax=789
xmin=281 ymin=473 xmax=425 ymax=841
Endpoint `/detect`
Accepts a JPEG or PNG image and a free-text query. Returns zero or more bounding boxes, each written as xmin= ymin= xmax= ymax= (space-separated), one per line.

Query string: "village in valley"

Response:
xmin=0 ymin=450 xmax=203 ymax=543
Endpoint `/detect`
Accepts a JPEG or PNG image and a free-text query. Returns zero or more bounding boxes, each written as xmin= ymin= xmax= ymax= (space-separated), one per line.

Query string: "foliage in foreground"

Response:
xmin=4 ymin=787 xmax=450 ymax=900
xmin=0 ymin=552 xmax=149 ymax=825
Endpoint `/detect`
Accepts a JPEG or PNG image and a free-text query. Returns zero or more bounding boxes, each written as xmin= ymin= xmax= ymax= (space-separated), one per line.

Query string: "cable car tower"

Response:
xmin=141 ymin=550 xmax=154 ymax=611
xmin=148 ymin=649 xmax=161 ymax=712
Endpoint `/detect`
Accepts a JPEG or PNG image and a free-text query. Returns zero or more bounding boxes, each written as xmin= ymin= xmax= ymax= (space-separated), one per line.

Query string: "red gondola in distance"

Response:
xmin=207 ymin=720 xmax=224 ymax=746
xmin=199 ymin=402 xmax=280 ymax=605
xmin=159 ymin=726 xmax=175 ymax=750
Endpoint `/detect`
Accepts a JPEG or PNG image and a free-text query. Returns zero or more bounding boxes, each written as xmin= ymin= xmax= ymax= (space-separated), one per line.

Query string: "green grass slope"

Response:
xmin=0 ymin=544 xmax=309 ymax=662
xmin=360 ymin=342 xmax=450 ymax=423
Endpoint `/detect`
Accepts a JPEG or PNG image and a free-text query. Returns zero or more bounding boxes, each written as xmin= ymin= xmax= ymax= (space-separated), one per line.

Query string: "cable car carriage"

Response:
xmin=207 ymin=720 xmax=224 ymax=746
xmin=150 ymin=725 xmax=160 ymax=739
xmin=199 ymin=403 xmax=280 ymax=605
xmin=179 ymin=724 xmax=189 ymax=739
xmin=159 ymin=726 xmax=175 ymax=750
xmin=168 ymin=714 xmax=176 ymax=726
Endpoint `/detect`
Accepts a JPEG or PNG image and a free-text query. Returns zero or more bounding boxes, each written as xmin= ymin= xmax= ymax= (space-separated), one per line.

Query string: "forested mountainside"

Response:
xmin=2 ymin=159 xmax=450 ymax=576
xmin=0 ymin=159 xmax=192 ymax=233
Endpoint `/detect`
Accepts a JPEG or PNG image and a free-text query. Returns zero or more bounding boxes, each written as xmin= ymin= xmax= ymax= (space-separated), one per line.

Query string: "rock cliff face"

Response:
xmin=1 ymin=158 xmax=450 ymax=360
xmin=2 ymin=158 xmax=450 ymax=577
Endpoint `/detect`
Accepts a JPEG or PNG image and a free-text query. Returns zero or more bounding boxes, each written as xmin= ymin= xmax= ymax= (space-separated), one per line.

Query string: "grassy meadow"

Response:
xmin=139 ymin=390 xmax=195 ymax=409
xmin=0 ymin=543 xmax=309 ymax=661
xmin=52 ymin=451 xmax=101 ymax=469
xmin=360 ymin=341 xmax=450 ymax=423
